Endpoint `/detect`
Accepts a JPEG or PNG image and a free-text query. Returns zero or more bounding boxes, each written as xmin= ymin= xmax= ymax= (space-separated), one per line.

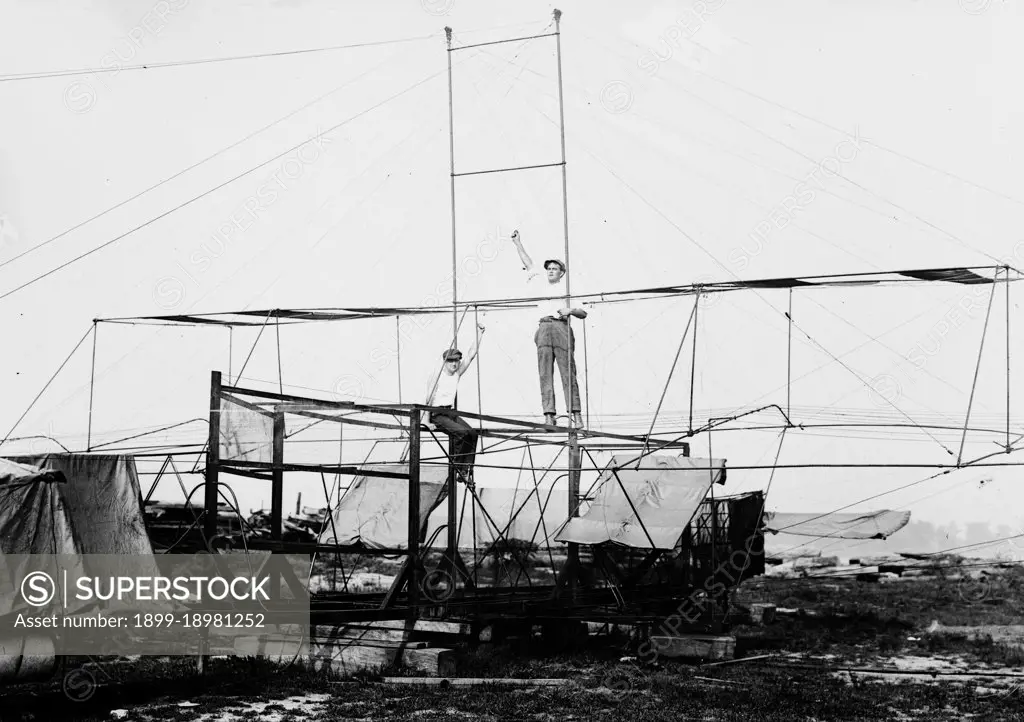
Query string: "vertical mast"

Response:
xmin=553 ymin=8 xmax=580 ymax=596
xmin=554 ymin=10 xmax=570 ymax=300
xmin=446 ymin=27 xmax=458 ymax=345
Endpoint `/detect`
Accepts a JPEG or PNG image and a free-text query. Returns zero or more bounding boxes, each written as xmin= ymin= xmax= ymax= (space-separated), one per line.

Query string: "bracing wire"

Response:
xmin=0 ymin=50 xmax=405 ymax=273
xmin=0 ymin=61 xmax=457 ymax=303
xmin=0 ymin=35 xmax=438 ymax=83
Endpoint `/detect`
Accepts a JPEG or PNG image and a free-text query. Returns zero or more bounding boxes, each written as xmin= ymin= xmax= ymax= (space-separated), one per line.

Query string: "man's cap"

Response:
xmin=543 ymin=259 xmax=566 ymax=273
xmin=442 ymin=348 xmax=463 ymax=361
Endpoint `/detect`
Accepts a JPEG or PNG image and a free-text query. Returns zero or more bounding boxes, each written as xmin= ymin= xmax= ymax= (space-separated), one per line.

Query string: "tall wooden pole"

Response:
xmin=408 ymin=409 xmax=422 ymax=618
xmin=445 ymin=27 xmax=460 ymax=569
xmin=689 ymin=294 xmax=699 ymax=434
xmin=446 ymin=27 xmax=458 ymax=346
xmin=204 ymin=371 xmax=222 ymax=540
xmin=553 ymin=8 xmax=579 ymax=594
xmin=271 ymin=410 xmax=285 ymax=542
xmin=1006 ymin=266 xmax=1011 ymax=452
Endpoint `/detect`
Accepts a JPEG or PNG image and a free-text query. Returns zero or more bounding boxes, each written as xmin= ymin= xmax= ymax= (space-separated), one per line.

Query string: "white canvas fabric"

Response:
xmin=319 ymin=464 xmax=449 ymax=549
xmin=555 ymin=454 xmax=725 ymax=549
xmin=764 ymin=510 xmax=911 ymax=540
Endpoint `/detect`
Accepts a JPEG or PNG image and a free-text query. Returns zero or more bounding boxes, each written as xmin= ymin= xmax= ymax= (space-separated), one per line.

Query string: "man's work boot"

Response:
xmin=544 ymin=413 xmax=557 ymax=427
xmin=571 ymin=412 xmax=584 ymax=429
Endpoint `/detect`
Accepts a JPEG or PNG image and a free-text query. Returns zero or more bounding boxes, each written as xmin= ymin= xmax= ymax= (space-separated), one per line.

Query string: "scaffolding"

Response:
xmin=192 ymin=371 xmax=768 ymax=629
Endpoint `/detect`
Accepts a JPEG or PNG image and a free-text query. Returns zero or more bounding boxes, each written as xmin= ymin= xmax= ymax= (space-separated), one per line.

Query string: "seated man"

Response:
xmin=425 ymin=322 xmax=485 ymax=484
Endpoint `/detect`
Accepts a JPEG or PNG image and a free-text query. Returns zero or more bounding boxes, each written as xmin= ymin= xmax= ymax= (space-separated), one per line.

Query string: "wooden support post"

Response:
xmin=447 ymin=436 xmax=457 ymax=563
xmin=270 ymin=409 xmax=286 ymax=601
xmin=204 ymin=371 xmax=222 ymax=541
xmin=566 ymin=428 xmax=581 ymax=597
xmin=408 ymin=409 xmax=421 ymax=618
xmin=271 ymin=410 xmax=285 ymax=542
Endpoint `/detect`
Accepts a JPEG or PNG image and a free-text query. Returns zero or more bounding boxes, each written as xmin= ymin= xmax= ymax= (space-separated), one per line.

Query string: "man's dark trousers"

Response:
xmin=431 ymin=408 xmax=479 ymax=479
xmin=534 ymin=317 xmax=581 ymax=415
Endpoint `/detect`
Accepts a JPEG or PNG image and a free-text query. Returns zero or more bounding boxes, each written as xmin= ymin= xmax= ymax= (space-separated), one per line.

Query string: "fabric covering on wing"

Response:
xmin=319 ymin=464 xmax=449 ymax=549
xmin=763 ymin=510 xmax=911 ymax=539
xmin=555 ymin=454 xmax=726 ymax=550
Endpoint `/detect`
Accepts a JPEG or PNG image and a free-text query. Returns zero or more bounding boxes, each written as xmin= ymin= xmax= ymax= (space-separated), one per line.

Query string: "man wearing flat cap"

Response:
xmin=510 ymin=229 xmax=586 ymax=428
xmin=425 ymin=322 xmax=485 ymax=483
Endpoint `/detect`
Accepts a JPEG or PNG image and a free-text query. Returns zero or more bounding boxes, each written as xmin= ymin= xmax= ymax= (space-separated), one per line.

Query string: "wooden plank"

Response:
xmin=234 ymin=632 xmax=425 ymax=654
xmin=311 ymin=639 xmax=428 ymax=651
xmin=358 ymin=619 xmax=472 ymax=636
xmin=313 ymin=625 xmax=427 ymax=646
xmin=650 ymin=635 xmax=735 ymax=661
xmin=378 ymin=678 xmax=570 ymax=687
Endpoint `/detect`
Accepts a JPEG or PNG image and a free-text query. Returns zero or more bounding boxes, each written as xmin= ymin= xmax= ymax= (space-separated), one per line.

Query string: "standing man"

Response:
xmin=425 ymin=322 xmax=486 ymax=483
xmin=510 ymin=229 xmax=586 ymax=428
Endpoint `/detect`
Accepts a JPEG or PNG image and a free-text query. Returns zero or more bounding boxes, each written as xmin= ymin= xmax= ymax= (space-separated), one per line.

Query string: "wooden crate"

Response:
xmin=649 ymin=634 xmax=735 ymax=661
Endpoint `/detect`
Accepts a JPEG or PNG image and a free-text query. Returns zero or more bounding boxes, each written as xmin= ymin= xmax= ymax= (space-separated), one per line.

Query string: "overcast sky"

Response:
xmin=1 ymin=0 xmax=1022 ymax=539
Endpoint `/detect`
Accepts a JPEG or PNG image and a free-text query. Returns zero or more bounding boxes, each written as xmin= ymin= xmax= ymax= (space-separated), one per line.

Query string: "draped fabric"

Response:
xmin=319 ymin=464 xmax=448 ymax=549
xmin=764 ymin=510 xmax=911 ymax=539
xmin=555 ymin=455 xmax=726 ymax=549
xmin=9 ymin=454 xmax=154 ymax=556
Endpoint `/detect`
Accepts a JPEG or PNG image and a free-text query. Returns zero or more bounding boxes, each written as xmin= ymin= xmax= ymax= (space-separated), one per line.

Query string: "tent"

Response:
xmin=0 ymin=454 xmax=159 ymax=684
xmin=6 ymin=454 xmax=154 ymax=556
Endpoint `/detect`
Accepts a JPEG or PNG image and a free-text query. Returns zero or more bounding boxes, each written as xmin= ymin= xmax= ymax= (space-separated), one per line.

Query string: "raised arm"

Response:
xmin=510 ymin=230 xmax=534 ymax=272
xmin=458 ymin=323 xmax=486 ymax=376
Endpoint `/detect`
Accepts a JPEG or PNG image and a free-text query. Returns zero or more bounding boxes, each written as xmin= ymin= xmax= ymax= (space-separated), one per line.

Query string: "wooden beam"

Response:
xmin=220 ymin=460 xmax=408 ymax=479
xmin=623 ymin=549 xmax=665 ymax=588
xmin=220 ymin=384 xmax=412 ymax=417
xmin=408 ymin=409 xmax=421 ymax=618
xmin=204 ymin=371 xmax=222 ymax=540
xmin=380 ymin=558 xmax=410 ymax=610
xmin=353 ymin=619 xmax=471 ymax=635
xmin=650 ymin=634 xmax=735 ymax=661
xmin=378 ymin=678 xmax=570 ymax=687
xmin=312 ymin=626 xmax=430 ymax=647
xmin=271 ymin=410 xmax=285 ymax=542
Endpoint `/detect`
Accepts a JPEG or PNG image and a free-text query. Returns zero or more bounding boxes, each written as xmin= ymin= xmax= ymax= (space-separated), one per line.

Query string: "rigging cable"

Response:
xmin=0 ymin=325 xmax=93 ymax=448
xmin=0 ymin=61 xmax=459 ymax=303
xmin=0 ymin=50 xmax=405 ymax=272
xmin=574 ymin=27 xmax=1016 ymax=270
xmin=0 ymin=34 xmax=438 ymax=83
xmin=492 ymin=61 xmax=958 ymax=456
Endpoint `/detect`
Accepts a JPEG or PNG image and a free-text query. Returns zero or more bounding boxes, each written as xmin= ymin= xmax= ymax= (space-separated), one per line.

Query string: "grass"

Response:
xmin=740 ymin=562 xmax=1024 ymax=628
xmin=5 ymin=561 xmax=1024 ymax=720
xmin=9 ymin=653 xmax=1023 ymax=721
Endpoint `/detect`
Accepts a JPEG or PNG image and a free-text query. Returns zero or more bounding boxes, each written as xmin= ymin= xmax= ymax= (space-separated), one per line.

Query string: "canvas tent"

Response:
xmin=6 ymin=454 xmax=154 ymax=556
xmin=0 ymin=454 xmax=159 ymax=684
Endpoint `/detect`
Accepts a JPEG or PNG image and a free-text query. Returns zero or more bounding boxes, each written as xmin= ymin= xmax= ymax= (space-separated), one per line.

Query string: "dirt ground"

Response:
xmin=3 ymin=559 xmax=1023 ymax=721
